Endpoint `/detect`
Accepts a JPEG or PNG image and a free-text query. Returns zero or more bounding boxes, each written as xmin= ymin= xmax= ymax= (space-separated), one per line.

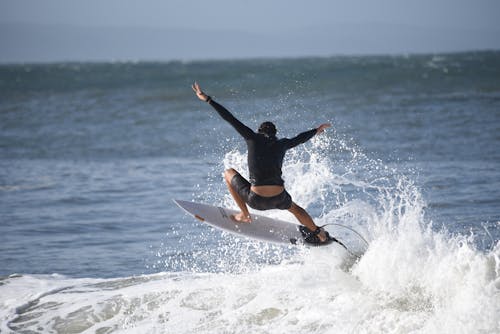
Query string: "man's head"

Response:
xmin=258 ymin=121 xmax=277 ymax=138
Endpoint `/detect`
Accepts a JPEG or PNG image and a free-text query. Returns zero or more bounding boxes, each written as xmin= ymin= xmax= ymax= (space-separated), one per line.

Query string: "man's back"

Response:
xmin=206 ymin=98 xmax=317 ymax=186
xmin=246 ymin=134 xmax=288 ymax=186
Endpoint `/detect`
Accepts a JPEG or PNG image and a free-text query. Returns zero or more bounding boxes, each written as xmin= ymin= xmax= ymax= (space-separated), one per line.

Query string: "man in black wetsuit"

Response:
xmin=192 ymin=82 xmax=332 ymax=244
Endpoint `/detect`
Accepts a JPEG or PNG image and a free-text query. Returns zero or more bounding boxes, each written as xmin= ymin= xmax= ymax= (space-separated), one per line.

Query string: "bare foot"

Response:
xmin=230 ymin=212 xmax=252 ymax=223
xmin=317 ymin=229 xmax=328 ymax=242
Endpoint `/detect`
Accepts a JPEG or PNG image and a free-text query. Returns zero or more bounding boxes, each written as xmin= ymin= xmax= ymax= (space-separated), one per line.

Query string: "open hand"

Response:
xmin=192 ymin=82 xmax=209 ymax=101
xmin=317 ymin=123 xmax=332 ymax=134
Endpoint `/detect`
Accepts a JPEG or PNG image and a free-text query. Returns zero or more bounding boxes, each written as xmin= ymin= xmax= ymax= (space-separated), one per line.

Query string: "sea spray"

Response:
xmin=199 ymin=127 xmax=499 ymax=333
xmin=1 ymin=52 xmax=499 ymax=334
xmin=2 ymin=133 xmax=499 ymax=333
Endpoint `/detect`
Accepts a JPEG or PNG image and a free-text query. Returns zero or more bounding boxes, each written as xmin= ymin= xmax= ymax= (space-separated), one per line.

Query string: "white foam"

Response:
xmin=2 ymin=242 xmax=498 ymax=333
xmin=2 ymin=133 xmax=499 ymax=333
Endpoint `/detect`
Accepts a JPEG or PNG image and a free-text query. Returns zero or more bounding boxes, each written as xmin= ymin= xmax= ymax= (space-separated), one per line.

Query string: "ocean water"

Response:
xmin=1 ymin=51 xmax=499 ymax=333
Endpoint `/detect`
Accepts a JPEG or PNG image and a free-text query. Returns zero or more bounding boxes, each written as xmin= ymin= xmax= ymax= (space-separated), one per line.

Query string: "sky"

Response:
xmin=1 ymin=0 xmax=500 ymax=62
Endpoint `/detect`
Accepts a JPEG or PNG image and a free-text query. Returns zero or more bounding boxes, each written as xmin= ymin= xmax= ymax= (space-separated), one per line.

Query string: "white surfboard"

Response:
xmin=174 ymin=199 xmax=305 ymax=245
xmin=173 ymin=199 xmax=370 ymax=254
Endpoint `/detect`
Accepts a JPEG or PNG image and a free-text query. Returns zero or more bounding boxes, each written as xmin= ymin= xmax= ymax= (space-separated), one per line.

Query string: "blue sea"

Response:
xmin=1 ymin=51 xmax=499 ymax=333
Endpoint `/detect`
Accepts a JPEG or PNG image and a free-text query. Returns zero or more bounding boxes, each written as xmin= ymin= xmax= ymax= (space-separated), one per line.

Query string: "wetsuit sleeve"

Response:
xmin=208 ymin=100 xmax=254 ymax=139
xmin=284 ymin=129 xmax=317 ymax=149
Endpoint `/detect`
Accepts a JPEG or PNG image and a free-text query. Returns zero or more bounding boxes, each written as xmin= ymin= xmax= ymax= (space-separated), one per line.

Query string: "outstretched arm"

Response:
xmin=285 ymin=123 xmax=332 ymax=149
xmin=316 ymin=123 xmax=331 ymax=134
xmin=192 ymin=82 xmax=210 ymax=102
xmin=192 ymin=82 xmax=254 ymax=139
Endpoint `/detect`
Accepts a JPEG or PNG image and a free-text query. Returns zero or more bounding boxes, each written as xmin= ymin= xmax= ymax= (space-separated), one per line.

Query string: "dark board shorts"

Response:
xmin=231 ymin=174 xmax=292 ymax=211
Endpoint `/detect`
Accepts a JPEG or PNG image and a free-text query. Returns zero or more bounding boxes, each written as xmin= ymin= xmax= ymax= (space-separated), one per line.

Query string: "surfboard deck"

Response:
xmin=173 ymin=200 xmax=369 ymax=256
xmin=174 ymin=199 xmax=308 ymax=245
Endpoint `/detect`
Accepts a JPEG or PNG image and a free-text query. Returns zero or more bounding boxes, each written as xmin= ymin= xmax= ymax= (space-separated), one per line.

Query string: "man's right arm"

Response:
xmin=284 ymin=123 xmax=332 ymax=149
xmin=285 ymin=129 xmax=317 ymax=149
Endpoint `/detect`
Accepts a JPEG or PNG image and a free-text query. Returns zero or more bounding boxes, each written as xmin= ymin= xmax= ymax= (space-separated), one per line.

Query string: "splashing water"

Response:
xmin=2 ymin=132 xmax=499 ymax=334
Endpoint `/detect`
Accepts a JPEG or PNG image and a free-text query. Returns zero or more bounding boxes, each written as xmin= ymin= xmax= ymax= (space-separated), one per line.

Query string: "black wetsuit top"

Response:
xmin=209 ymin=99 xmax=317 ymax=186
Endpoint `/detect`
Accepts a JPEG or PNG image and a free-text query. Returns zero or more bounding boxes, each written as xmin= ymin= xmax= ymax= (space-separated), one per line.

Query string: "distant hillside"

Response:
xmin=1 ymin=22 xmax=499 ymax=63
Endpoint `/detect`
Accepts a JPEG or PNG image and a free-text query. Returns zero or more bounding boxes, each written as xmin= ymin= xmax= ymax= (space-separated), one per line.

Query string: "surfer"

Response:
xmin=192 ymin=82 xmax=332 ymax=244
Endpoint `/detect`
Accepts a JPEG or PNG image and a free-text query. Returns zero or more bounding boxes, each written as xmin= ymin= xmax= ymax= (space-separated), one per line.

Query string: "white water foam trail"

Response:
xmin=1 ymin=243 xmax=498 ymax=333
xmin=2 ymin=135 xmax=499 ymax=333
xmin=216 ymin=133 xmax=500 ymax=333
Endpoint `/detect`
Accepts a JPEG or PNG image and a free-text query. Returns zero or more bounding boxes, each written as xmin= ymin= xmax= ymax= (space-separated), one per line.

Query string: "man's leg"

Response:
xmin=224 ymin=168 xmax=251 ymax=223
xmin=288 ymin=202 xmax=327 ymax=242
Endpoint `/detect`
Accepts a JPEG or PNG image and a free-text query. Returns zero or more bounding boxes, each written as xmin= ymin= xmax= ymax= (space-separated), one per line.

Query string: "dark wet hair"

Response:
xmin=258 ymin=121 xmax=277 ymax=138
